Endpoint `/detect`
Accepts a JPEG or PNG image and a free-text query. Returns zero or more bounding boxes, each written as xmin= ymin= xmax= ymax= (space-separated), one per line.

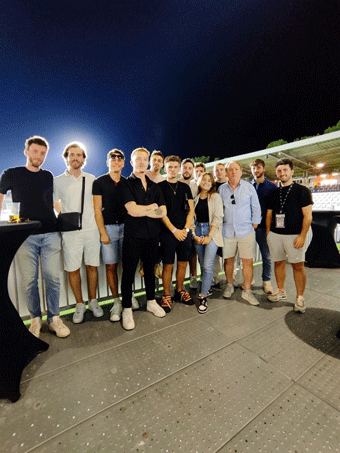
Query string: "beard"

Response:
xmin=28 ymin=156 xmax=42 ymax=168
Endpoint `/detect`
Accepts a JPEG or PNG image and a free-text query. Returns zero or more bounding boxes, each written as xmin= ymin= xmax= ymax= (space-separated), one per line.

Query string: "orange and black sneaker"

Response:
xmin=161 ymin=295 xmax=172 ymax=313
xmin=174 ymin=290 xmax=194 ymax=305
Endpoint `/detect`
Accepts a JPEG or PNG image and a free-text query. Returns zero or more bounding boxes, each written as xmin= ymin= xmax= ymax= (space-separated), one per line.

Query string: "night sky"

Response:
xmin=1 ymin=0 xmax=339 ymax=177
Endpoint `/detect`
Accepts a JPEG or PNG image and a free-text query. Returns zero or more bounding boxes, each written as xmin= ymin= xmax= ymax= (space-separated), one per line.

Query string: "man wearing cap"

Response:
xmin=93 ymin=149 xmax=139 ymax=322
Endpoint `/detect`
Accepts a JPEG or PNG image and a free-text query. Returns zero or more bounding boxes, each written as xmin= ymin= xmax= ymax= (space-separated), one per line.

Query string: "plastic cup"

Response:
xmin=6 ymin=202 xmax=21 ymax=221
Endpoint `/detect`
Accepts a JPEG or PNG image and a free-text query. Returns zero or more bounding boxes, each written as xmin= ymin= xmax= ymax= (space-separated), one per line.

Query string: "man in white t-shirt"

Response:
xmin=145 ymin=150 xmax=165 ymax=183
xmin=54 ymin=142 xmax=103 ymax=324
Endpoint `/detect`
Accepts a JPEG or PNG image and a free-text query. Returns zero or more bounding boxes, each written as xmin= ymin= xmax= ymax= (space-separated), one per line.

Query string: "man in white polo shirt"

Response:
xmin=54 ymin=142 xmax=103 ymax=324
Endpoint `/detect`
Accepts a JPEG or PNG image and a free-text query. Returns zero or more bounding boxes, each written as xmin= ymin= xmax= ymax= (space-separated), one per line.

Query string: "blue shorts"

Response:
xmin=101 ymin=223 xmax=124 ymax=265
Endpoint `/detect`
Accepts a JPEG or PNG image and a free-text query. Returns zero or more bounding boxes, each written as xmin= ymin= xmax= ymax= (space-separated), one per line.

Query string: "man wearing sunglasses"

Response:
xmin=219 ymin=161 xmax=261 ymax=305
xmin=93 ymin=149 xmax=136 ymax=322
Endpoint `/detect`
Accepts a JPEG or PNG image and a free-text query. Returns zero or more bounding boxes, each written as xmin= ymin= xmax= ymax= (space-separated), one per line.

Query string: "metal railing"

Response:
xmin=9 ymin=227 xmax=314 ymax=319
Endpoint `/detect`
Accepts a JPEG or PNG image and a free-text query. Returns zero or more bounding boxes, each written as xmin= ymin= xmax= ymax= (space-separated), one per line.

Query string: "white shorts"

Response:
xmin=267 ymin=231 xmax=305 ymax=264
xmin=222 ymin=231 xmax=255 ymax=260
xmin=62 ymin=228 xmax=100 ymax=272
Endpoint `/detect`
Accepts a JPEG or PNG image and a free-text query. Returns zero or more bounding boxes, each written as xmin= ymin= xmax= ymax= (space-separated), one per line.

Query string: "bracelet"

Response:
xmin=172 ymin=228 xmax=177 ymax=234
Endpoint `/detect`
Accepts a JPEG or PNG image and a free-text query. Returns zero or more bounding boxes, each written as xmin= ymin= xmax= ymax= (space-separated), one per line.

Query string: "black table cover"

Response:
xmin=0 ymin=221 xmax=49 ymax=402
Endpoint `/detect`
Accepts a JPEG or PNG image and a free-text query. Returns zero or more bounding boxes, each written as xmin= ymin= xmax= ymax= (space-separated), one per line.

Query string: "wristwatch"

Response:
xmin=185 ymin=228 xmax=190 ymax=233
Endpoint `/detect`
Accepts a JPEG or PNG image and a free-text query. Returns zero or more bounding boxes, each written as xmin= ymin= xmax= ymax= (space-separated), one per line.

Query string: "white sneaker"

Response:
xmin=268 ymin=290 xmax=287 ymax=302
xmin=88 ymin=299 xmax=104 ymax=317
xmin=132 ymin=296 xmax=139 ymax=310
xmin=122 ymin=308 xmax=135 ymax=330
xmin=73 ymin=303 xmax=86 ymax=323
xmin=263 ymin=281 xmax=274 ymax=294
xmin=147 ymin=299 xmax=166 ymax=318
xmin=110 ymin=298 xmax=122 ymax=322
xmin=49 ymin=316 xmax=71 ymax=337
xmin=190 ymin=276 xmax=198 ymax=289
xmin=29 ymin=317 xmax=42 ymax=338
xmin=223 ymin=284 xmax=234 ymax=299
xmin=242 ymin=290 xmax=260 ymax=306
xmin=294 ymin=296 xmax=306 ymax=313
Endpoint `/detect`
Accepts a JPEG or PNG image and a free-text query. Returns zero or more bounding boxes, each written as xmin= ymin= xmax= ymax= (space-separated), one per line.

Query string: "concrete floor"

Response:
xmin=1 ymin=265 xmax=340 ymax=453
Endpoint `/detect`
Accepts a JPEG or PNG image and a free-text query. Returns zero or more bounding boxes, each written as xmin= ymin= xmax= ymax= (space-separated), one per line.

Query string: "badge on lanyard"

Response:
xmin=276 ymin=183 xmax=294 ymax=229
xmin=275 ymin=213 xmax=285 ymax=228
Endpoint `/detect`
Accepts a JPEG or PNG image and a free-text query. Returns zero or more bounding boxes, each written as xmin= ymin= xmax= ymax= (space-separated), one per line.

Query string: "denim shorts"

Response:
xmin=101 ymin=223 xmax=124 ymax=265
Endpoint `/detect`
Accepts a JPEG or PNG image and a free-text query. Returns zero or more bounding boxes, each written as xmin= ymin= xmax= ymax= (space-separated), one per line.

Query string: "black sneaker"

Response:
xmin=161 ymin=295 xmax=172 ymax=313
xmin=197 ymin=296 xmax=208 ymax=314
xmin=174 ymin=290 xmax=195 ymax=305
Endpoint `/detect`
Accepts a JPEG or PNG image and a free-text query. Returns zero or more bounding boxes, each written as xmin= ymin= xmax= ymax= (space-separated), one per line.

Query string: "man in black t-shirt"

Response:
xmin=120 ymin=147 xmax=167 ymax=330
xmin=159 ymin=156 xmax=195 ymax=313
xmin=0 ymin=136 xmax=70 ymax=338
xmin=266 ymin=159 xmax=313 ymax=313
xmin=93 ymin=149 xmax=131 ymax=322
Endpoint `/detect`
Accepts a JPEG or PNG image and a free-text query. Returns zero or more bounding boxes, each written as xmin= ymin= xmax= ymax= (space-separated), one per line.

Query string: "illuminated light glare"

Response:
xmin=320 ymin=174 xmax=327 ymax=178
xmin=317 ymin=163 xmax=325 ymax=168
xmin=332 ymin=172 xmax=339 ymax=176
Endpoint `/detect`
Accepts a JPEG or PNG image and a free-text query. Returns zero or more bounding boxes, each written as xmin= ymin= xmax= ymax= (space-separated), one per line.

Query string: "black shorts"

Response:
xmin=160 ymin=230 xmax=192 ymax=264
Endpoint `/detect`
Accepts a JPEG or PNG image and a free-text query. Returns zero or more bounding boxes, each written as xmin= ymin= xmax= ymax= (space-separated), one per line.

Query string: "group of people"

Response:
xmin=0 ymin=136 xmax=313 ymax=339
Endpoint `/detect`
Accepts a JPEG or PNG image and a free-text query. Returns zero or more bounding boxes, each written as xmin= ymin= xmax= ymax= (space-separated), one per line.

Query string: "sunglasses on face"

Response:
xmin=230 ymin=194 xmax=236 ymax=205
xmin=110 ymin=154 xmax=124 ymax=161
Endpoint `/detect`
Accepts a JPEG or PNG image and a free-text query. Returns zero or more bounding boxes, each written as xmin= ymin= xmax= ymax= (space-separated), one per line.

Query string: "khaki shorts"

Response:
xmin=62 ymin=228 xmax=100 ymax=272
xmin=222 ymin=231 xmax=255 ymax=260
xmin=267 ymin=231 xmax=305 ymax=263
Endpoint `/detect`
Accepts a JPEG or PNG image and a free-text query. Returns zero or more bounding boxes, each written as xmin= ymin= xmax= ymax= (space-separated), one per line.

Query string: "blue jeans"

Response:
xmin=101 ymin=223 xmax=124 ymax=264
xmin=255 ymin=227 xmax=271 ymax=281
xmin=15 ymin=232 xmax=61 ymax=321
xmin=194 ymin=223 xmax=218 ymax=296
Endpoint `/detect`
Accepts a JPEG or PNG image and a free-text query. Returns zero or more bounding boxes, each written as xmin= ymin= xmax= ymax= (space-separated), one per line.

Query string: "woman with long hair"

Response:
xmin=191 ymin=172 xmax=224 ymax=313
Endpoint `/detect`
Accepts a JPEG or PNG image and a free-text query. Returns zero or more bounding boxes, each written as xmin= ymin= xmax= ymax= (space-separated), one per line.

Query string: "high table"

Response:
xmin=305 ymin=210 xmax=340 ymax=268
xmin=0 ymin=221 xmax=49 ymax=402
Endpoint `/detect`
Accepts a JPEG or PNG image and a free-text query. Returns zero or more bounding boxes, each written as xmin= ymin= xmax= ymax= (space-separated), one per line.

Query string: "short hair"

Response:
xmin=151 ymin=150 xmax=164 ymax=161
xmin=197 ymin=172 xmax=217 ymax=196
xmin=195 ymin=162 xmax=206 ymax=170
xmin=25 ymin=136 xmax=49 ymax=151
xmin=131 ymin=147 xmax=150 ymax=158
xmin=63 ymin=142 xmax=87 ymax=160
xmin=107 ymin=148 xmax=125 ymax=161
xmin=275 ymin=158 xmax=293 ymax=170
xmin=181 ymin=158 xmax=194 ymax=167
xmin=214 ymin=163 xmax=225 ymax=170
xmin=225 ymin=161 xmax=242 ymax=170
xmin=164 ymin=155 xmax=181 ymax=165
xmin=250 ymin=158 xmax=265 ymax=168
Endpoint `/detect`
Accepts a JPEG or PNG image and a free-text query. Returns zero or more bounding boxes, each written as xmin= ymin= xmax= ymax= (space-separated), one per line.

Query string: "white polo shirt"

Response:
xmin=54 ymin=170 xmax=97 ymax=231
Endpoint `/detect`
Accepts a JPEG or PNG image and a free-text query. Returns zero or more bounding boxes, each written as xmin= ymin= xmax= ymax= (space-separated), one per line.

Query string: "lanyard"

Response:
xmin=279 ymin=183 xmax=294 ymax=214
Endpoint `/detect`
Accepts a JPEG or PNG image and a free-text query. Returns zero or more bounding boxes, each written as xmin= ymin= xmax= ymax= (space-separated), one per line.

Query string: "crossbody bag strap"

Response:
xmin=79 ymin=176 xmax=85 ymax=228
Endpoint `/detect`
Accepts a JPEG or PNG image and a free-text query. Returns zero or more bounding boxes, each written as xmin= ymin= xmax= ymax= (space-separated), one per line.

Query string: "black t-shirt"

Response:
xmin=0 ymin=167 xmax=57 ymax=234
xmin=122 ymin=173 xmax=165 ymax=239
xmin=195 ymin=197 xmax=209 ymax=223
xmin=267 ymin=183 xmax=313 ymax=234
xmin=159 ymin=180 xmax=193 ymax=229
xmin=92 ymin=174 xmax=127 ymax=225
xmin=215 ymin=181 xmax=227 ymax=191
